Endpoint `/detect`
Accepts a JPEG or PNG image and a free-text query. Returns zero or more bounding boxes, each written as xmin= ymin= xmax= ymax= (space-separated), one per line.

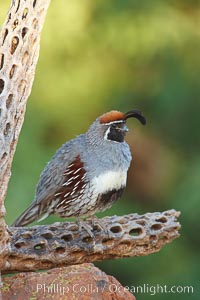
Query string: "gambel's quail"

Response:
xmin=12 ymin=109 xmax=146 ymax=227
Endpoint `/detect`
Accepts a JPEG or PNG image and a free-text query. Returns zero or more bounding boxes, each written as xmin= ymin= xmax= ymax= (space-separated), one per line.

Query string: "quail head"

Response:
xmin=12 ymin=109 xmax=146 ymax=227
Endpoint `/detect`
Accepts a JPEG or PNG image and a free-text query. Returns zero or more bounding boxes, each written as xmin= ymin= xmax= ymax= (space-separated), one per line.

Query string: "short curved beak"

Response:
xmin=122 ymin=124 xmax=129 ymax=132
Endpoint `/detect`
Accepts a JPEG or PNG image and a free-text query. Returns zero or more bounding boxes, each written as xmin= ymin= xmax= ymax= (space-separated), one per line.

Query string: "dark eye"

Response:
xmin=111 ymin=123 xmax=124 ymax=130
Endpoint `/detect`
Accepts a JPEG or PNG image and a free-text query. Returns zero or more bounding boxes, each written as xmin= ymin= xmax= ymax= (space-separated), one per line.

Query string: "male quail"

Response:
xmin=12 ymin=109 xmax=146 ymax=227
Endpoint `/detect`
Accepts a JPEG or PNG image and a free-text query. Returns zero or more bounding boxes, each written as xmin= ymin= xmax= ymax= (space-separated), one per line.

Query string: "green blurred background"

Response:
xmin=1 ymin=0 xmax=200 ymax=299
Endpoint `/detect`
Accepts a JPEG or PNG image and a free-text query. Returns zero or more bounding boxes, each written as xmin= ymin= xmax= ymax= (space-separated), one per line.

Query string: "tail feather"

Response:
xmin=12 ymin=202 xmax=48 ymax=227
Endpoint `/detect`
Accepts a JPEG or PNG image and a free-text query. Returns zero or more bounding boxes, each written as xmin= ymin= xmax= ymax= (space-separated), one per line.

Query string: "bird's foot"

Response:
xmin=76 ymin=218 xmax=94 ymax=239
xmin=87 ymin=215 xmax=111 ymax=237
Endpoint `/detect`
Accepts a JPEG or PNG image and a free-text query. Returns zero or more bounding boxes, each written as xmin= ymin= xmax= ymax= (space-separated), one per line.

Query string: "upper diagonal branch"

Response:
xmin=0 ymin=0 xmax=51 ymax=271
xmin=0 ymin=0 xmax=51 ymax=214
xmin=2 ymin=209 xmax=181 ymax=273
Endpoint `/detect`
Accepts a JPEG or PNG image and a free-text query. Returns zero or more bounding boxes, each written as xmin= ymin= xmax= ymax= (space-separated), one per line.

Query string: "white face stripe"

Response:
xmin=104 ymin=126 xmax=111 ymax=140
xmin=102 ymin=120 xmax=125 ymax=125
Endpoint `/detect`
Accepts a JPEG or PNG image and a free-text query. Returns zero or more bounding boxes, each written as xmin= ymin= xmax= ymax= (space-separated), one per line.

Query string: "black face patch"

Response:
xmin=106 ymin=123 xmax=127 ymax=143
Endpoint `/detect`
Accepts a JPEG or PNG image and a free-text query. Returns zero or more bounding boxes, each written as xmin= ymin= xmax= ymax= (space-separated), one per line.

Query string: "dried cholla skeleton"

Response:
xmin=2 ymin=210 xmax=181 ymax=273
xmin=0 ymin=0 xmax=51 ymax=272
xmin=0 ymin=0 xmax=51 ymax=212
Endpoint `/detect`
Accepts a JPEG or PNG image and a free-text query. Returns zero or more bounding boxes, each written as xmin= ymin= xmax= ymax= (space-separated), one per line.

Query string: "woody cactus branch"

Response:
xmin=0 ymin=0 xmax=51 ymax=267
xmin=0 ymin=0 xmax=51 ymax=213
xmin=2 ymin=209 xmax=180 ymax=273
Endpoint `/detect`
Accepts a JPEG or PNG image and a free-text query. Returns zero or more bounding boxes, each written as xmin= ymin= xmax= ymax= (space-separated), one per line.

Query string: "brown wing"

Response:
xmin=53 ymin=155 xmax=87 ymax=211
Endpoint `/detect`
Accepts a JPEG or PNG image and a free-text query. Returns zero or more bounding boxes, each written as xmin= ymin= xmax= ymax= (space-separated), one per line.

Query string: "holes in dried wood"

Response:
xmin=10 ymin=36 xmax=19 ymax=54
xmin=41 ymin=232 xmax=53 ymax=239
xmin=22 ymin=8 xmax=28 ymax=19
xmin=22 ymin=27 xmax=28 ymax=39
xmin=72 ymin=250 xmax=83 ymax=256
xmin=32 ymin=38 xmax=37 ymax=48
xmin=16 ymin=0 xmax=20 ymax=13
xmin=15 ymin=241 xmax=26 ymax=249
xmin=172 ymin=226 xmax=179 ymax=231
xmin=151 ymin=223 xmax=162 ymax=231
xmin=117 ymin=218 xmax=126 ymax=224
xmin=93 ymin=224 xmax=101 ymax=232
xmin=102 ymin=238 xmax=114 ymax=246
xmin=22 ymin=51 xmax=29 ymax=66
xmin=109 ymin=225 xmax=122 ymax=234
xmin=23 ymin=258 xmax=36 ymax=265
xmin=4 ymin=123 xmax=11 ymax=136
xmin=42 ymin=260 xmax=53 ymax=267
xmin=9 ymin=64 xmax=17 ymax=79
xmin=18 ymin=80 xmax=26 ymax=94
xmin=160 ymin=235 xmax=168 ymax=241
xmin=156 ymin=216 xmax=167 ymax=223
xmin=129 ymin=227 xmax=143 ymax=236
xmin=55 ymin=247 xmax=65 ymax=254
xmin=0 ymin=53 xmax=4 ymax=70
xmin=2 ymin=28 xmax=8 ymax=45
xmin=33 ymin=0 xmax=37 ymax=8
xmin=0 ymin=79 xmax=5 ymax=94
xmin=49 ymin=226 xmax=57 ymax=231
xmin=7 ymin=13 xmax=12 ymax=24
xmin=61 ymin=234 xmax=73 ymax=242
xmin=149 ymin=235 xmax=157 ymax=243
xmin=21 ymin=232 xmax=32 ymax=239
xmin=13 ymin=19 xmax=19 ymax=30
xmin=82 ymin=236 xmax=93 ymax=243
xmin=119 ymin=240 xmax=131 ymax=248
xmin=6 ymin=94 xmax=13 ymax=109
xmin=68 ymin=225 xmax=79 ymax=231
xmin=34 ymin=243 xmax=46 ymax=251
xmin=136 ymin=219 xmax=146 ymax=226
xmin=32 ymin=18 xmax=39 ymax=29
xmin=1 ymin=152 xmax=7 ymax=161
